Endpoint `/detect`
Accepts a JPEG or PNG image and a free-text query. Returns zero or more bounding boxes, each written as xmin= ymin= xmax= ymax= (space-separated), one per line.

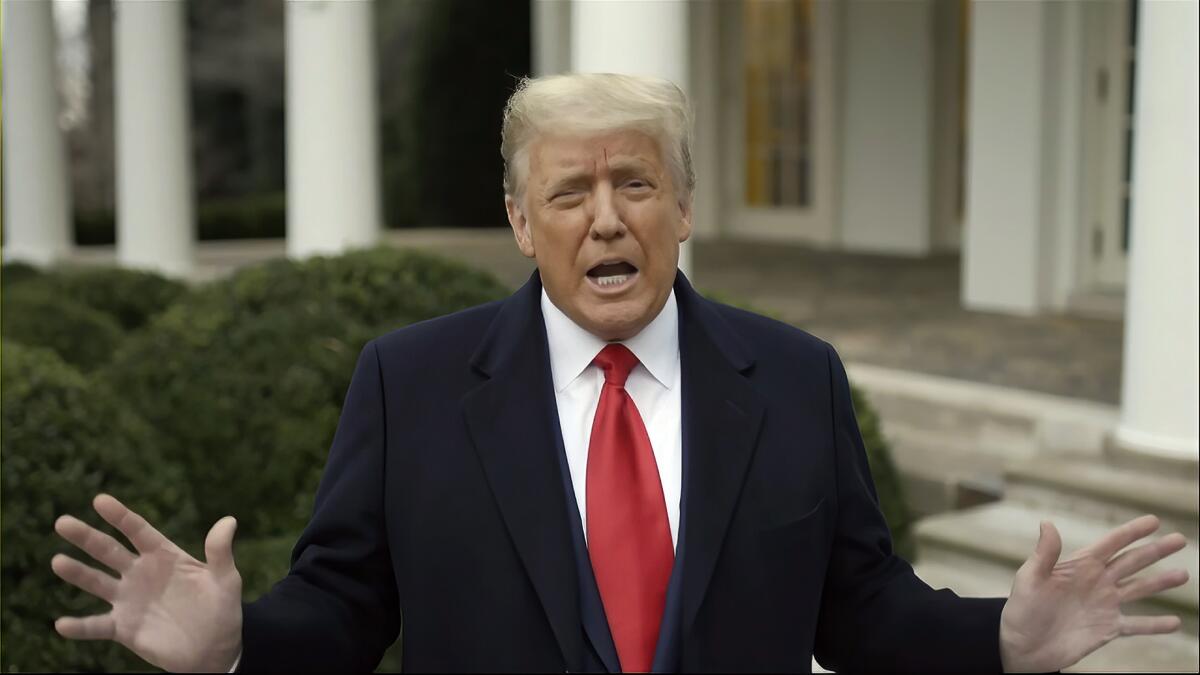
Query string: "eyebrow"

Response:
xmin=543 ymin=172 xmax=592 ymax=196
xmin=542 ymin=158 xmax=657 ymax=195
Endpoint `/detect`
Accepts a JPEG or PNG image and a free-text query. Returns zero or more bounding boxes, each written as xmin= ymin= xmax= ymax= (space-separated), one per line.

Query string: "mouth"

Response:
xmin=585 ymin=260 xmax=640 ymax=293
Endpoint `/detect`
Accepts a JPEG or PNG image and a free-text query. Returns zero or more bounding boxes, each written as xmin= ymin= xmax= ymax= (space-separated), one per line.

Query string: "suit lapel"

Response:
xmin=461 ymin=274 xmax=583 ymax=670
xmin=674 ymin=273 xmax=766 ymax=639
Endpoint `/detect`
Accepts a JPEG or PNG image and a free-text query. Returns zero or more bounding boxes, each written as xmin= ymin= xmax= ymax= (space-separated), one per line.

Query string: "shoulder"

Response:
xmin=706 ymin=298 xmax=835 ymax=365
xmin=369 ymin=298 xmax=506 ymax=366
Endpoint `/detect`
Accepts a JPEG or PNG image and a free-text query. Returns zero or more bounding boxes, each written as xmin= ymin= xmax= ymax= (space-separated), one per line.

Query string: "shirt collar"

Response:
xmin=541 ymin=287 xmax=679 ymax=393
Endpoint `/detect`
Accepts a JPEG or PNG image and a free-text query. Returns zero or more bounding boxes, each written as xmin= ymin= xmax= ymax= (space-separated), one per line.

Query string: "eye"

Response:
xmin=624 ymin=179 xmax=651 ymax=190
xmin=550 ymin=190 xmax=585 ymax=206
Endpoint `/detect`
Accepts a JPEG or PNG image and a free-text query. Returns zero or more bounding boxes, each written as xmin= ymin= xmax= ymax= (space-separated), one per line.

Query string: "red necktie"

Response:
xmin=586 ymin=344 xmax=674 ymax=673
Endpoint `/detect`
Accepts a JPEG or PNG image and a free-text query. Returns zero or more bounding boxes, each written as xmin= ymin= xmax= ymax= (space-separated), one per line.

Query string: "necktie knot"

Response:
xmin=593 ymin=343 xmax=639 ymax=387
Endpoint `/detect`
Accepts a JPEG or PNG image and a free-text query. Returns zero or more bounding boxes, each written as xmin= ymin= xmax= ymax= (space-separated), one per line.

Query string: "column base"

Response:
xmin=1112 ymin=425 xmax=1199 ymax=466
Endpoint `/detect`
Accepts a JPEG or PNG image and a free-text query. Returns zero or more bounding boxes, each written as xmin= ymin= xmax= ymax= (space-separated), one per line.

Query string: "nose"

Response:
xmin=589 ymin=183 xmax=626 ymax=241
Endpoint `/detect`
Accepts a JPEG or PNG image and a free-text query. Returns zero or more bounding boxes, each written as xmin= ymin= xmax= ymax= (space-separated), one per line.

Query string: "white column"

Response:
xmin=532 ymin=0 xmax=571 ymax=77
xmin=1114 ymin=0 xmax=1199 ymax=461
xmin=2 ymin=0 xmax=73 ymax=266
xmin=571 ymin=0 xmax=692 ymax=275
xmin=961 ymin=1 xmax=1050 ymax=315
xmin=687 ymin=0 xmax=721 ymax=242
xmin=114 ymin=0 xmax=194 ymax=277
xmin=840 ymin=0 xmax=935 ymax=256
xmin=286 ymin=0 xmax=381 ymax=259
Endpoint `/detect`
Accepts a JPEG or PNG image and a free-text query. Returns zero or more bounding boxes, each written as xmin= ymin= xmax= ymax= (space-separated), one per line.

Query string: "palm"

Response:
xmin=112 ymin=544 xmax=240 ymax=671
xmin=999 ymin=517 xmax=1188 ymax=673
xmin=52 ymin=494 xmax=244 ymax=673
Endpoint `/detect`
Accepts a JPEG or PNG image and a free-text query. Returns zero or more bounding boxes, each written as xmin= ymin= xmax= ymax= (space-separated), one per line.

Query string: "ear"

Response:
xmin=676 ymin=194 xmax=694 ymax=244
xmin=505 ymin=194 xmax=536 ymax=258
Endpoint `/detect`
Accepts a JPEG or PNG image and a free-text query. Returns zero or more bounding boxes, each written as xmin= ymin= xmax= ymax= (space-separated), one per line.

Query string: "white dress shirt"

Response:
xmin=540 ymin=288 xmax=682 ymax=550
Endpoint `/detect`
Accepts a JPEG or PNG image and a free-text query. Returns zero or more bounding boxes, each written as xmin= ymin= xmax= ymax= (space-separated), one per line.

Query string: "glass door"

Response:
xmin=719 ymin=0 xmax=839 ymax=244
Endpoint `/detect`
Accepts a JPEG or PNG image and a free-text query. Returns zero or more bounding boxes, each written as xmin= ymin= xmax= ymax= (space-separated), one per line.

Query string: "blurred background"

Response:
xmin=2 ymin=0 xmax=1198 ymax=672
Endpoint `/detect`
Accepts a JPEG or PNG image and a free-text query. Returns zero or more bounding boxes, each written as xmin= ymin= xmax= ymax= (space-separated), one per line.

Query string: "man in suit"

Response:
xmin=51 ymin=73 xmax=1188 ymax=673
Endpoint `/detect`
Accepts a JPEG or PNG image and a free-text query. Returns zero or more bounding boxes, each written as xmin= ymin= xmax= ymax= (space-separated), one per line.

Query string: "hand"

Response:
xmin=998 ymin=514 xmax=1190 ymax=673
xmin=52 ymin=494 xmax=244 ymax=673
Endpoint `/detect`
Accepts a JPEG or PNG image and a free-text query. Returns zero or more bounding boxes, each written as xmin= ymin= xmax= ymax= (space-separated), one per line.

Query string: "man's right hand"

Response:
xmin=52 ymin=494 xmax=244 ymax=673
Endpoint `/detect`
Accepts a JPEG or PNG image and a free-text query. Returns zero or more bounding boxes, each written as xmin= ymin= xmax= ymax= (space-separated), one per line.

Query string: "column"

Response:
xmin=2 ymin=0 xmax=73 ymax=266
xmin=286 ymin=0 xmax=381 ymax=259
xmin=570 ymin=0 xmax=692 ymax=275
xmin=961 ymin=1 xmax=1051 ymax=315
xmin=532 ymin=0 xmax=571 ymax=77
xmin=113 ymin=0 xmax=194 ymax=277
xmin=840 ymin=0 xmax=934 ymax=256
xmin=1114 ymin=0 xmax=1199 ymax=461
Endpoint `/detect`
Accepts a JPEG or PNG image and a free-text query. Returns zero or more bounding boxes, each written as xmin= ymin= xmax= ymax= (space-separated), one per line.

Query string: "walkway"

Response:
xmin=67 ymin=228 xmax=1124 ymax=404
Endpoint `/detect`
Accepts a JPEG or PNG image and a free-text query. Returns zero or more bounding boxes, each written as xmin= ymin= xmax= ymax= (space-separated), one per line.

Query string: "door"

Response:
xmin=718 ymin=0 xmax=839 ymax=244
xmin=1080 ymin=0 xmax=1136 ymax=289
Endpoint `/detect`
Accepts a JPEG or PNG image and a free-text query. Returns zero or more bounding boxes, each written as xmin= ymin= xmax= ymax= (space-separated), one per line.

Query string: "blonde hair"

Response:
xmin=500 ymin=72 xmax=695 ymax=203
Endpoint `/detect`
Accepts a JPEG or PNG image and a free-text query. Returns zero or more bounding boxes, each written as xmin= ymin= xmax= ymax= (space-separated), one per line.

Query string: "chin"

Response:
xmin=582 ymin=302 xmax=650 ymax=340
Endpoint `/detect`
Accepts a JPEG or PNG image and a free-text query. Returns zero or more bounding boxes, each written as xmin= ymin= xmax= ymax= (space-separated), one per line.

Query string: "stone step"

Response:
xmin=847 ymin=362 xmax=1118 ymax=459
xmin=915 ymin=502 xmax=1200 ymax=633
xmin=847 ymin=363 xmax=1120 ymax=515
xmin=913 ymin=561 xmax=1200 ymax=673
xmin=1006 ymin=455 xmax=1200 ymax=540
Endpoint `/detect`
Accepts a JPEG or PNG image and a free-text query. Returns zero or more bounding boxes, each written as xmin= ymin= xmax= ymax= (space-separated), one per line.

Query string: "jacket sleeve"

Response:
xmin=239 ymin=341 xmax=401 ymax=673
xmin=812 ymin=343 xmax=1007 ymax=673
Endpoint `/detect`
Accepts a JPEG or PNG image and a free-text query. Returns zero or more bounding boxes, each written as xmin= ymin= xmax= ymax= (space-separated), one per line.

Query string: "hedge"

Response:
xmin=3 ymin=266 xmax=187 ymax=331
xmin=102 ymin=248 xmax=512 ymax=538
xmin=0 ymin=287 xmax=126 ymax=372
xmin=0 ymin=343 xmax=199 ymax=673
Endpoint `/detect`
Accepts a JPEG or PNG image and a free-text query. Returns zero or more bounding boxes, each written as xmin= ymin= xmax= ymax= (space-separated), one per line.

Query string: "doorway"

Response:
xmin=1080 ymin=0 xmax=1136 ymax=290
xmin=717 ymin=0 xmax=839 ymax=244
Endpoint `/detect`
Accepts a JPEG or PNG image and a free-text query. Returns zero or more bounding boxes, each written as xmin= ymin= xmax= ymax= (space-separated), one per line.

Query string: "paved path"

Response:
xmin=68 ymin=229 xmax=1124 ymax=404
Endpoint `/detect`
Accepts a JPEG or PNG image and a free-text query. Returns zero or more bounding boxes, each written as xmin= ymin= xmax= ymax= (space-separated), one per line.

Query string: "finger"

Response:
xmin=1089 ymin=514 xmax=1161 ymax=560
xmin=54 ymin=614 xmax=116 ymax=641
xmin=93 ymin=493 xmax=171 ymax=555
xmin=55 ymin=515 xmax=136 ymax=574
xmin=51 ymin=554 xmax=119 ymax=604
xmin=1120 ymin=614 xmax=1182 ymax=636
xmin=204 ymin=516 xmax=239 ymax=577
xmin=1031 ymin=520 xmax=1063 ymax=578
xmin=1108 ymin=532 xmax=1188 ymax=580
xmin=1119 ymin=569 xmax=1190 ymax=604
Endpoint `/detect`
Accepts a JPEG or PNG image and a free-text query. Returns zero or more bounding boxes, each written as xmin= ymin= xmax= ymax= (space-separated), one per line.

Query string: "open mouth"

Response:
xmin=586 ymin=260 xmax=639 ymax=291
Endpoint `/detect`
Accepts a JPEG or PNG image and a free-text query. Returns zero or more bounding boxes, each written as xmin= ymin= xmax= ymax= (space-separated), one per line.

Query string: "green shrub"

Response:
xmin=20 ymin=267 xmax=188 ymax=331
xmin=0 ymin=343 xmax=199 ymax=673
xmin=103 ymin=248 xmax=511 ymax=538
xmin=1 ymin=260 xmax=43 ymax=287
xmin=0 ymin=287 xmax=125 ymax=371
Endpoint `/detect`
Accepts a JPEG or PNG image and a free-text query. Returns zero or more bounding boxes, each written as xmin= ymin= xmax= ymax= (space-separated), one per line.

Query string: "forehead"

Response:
xmin=528 ymin=129 xmax=664 ymax=179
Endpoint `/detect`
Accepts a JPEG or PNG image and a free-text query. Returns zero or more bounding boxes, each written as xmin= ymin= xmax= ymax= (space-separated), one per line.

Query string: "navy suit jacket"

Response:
xmin=240 ymin=271 xmax=1006 ymax=673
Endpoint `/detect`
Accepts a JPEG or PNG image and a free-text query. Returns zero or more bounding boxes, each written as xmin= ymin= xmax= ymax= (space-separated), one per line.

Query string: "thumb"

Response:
xmin=1031 ymin=520 xmax=1062 ymax=578
xmin=204 ymin=516 xmax=238 ymax=576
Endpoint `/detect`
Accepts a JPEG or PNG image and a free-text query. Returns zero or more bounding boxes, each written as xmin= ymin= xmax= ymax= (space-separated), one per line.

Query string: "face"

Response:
xmin=505 ymin=129 xmax=692 ymax=341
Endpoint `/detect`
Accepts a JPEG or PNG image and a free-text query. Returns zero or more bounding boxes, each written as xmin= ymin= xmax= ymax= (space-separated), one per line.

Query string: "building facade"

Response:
xmin=3 ymin=0 xmax=1197 ymax=464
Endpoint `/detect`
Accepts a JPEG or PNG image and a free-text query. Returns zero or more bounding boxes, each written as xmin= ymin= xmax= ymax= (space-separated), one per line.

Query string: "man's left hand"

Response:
xmin=998 ymin=514 xmax=1190 ymax=672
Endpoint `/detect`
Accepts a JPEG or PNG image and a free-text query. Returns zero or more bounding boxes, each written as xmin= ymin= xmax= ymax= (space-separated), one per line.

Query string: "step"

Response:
xmin=915 ymin=502 xmax=1200 ymax=632
xmin=847 ymin=363 xmax=1119 ymax=516
xmin=846 ymin=362 xmax=1118 ymax=458
xmin=1007 ymin=456 xmax=1200 ymax=540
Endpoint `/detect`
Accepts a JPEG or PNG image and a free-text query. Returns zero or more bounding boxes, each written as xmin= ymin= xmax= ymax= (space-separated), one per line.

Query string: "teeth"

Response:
xmin=596 ymin=274 xmax=629 ymax=286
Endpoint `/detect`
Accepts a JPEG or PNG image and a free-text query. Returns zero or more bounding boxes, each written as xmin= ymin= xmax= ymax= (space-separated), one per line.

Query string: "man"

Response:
xmin=52 ymin=73 xmax=1188 ymax=673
